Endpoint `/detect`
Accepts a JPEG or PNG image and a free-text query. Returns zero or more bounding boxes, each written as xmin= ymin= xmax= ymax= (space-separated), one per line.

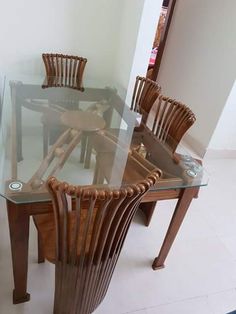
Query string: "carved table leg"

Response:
xmin=7 ymin=200 xmax=30 ymax=304
xmin=152 ymin=187 xmax=197 ymax=270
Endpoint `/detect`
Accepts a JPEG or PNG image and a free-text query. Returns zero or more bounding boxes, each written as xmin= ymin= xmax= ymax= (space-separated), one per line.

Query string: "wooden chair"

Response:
xmin=114 ymin=76 xmax=161 ymax=148
xmin=139 ymin=95 xmax=196 ymax=226
xmin=34 ymin=171 xmax=160 ymax=314
xmin=131 ymin=76 xmax=161 ymax=123
xmin=42 ymin=53 xmax=87 ymax=90
xmin=89 ymin=92 xmax=196 ymax=227
xmin=41 ymin=53 xmax=88 ymax=156
xmin=147 ymin=95 xmax=196 ymax=152
xmin=83 ymin=76 xmax=161 ymax=169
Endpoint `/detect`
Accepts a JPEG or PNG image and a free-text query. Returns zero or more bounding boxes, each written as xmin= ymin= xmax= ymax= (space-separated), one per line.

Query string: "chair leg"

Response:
xmin=139 ymin=201 xmax=157 ymax=227
xmin=37 ymin=231 xmax=45 ymax=263
xmin=43 ymin=124 xmax=48 ymax=158
xmin=80 ymin=134 xmax=87 ymax=163
xmin=93 ymin=155 xmax=105 ymax=184
xmin=93 ymin=155 xmax=100 ymax=184
xmin=84 ymin=136 xmax=92 ymax=169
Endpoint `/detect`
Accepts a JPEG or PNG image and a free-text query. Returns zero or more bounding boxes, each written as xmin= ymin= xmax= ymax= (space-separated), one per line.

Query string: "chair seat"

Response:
xmin=34 ymin=206 xmax=97 ymax=263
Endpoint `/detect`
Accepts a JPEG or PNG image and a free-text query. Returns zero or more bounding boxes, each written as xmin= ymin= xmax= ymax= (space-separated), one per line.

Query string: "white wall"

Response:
xmin=0 ymin=0 xmax=149 ymax=98
xmin=73 ymin=0 xmax=124 ymax=82
xmin=155 ymin=0 xmax=236 ymax=155
xmin=0 ymin=75 xmax=5 ymax=105
xmin=209 ymin=80 xmax=236 ymax=150
xmin=125 ymin=0 xmax=163 ymax=105
xmin=112 ymin=0 xmax=145 ymax=97
xmin=0 ymin=0 xmax=122 ymax=81
xmin=1 ymin=0 xmax=78 ymax=74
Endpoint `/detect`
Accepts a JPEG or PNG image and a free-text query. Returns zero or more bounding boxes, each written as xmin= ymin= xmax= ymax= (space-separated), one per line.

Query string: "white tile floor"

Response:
xmin=1 ymin=157 xmax=236 ymax=314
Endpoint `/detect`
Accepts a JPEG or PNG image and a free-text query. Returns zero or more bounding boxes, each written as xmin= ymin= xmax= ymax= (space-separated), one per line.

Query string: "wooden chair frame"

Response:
xmin=137 ymin=94 xmax=196 ymax=226
xmin=149 ymin=95 xmax=196 ymax=152
xmin=34 ymin=170 xmax=160 ymax=314
xmin=42 ymin=53 xmax=87 ymax=91
xmin=131 ymin=76 xmax=161 ymax=123
xmin=41 ymin=53 xmax=88 ymax=156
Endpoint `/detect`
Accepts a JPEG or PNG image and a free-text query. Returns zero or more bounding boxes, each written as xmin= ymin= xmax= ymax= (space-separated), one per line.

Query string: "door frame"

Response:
xmin=151 ymin=0 xmax=177 ymax=81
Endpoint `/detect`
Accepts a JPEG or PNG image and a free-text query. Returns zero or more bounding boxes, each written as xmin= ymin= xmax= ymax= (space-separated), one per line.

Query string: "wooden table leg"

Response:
xmin=139 ymin=201 xmax=157 ymax=226
xmin=37 ymin=231 xmax=45 ymax=263
xmin=7 ymin=200 xmax=30 ymax=304
xmin=152 ymin=187 xmax=197 ymax=270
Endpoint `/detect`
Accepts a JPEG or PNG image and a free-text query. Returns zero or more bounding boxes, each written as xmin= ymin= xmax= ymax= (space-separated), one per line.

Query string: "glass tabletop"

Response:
xmin=0 ymin=75 xmax=208 ymax=204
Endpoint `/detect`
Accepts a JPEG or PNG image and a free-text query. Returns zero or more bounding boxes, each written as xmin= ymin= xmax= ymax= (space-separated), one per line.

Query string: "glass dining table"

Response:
xmin=0 ymin=75 xmax=208 ymax=304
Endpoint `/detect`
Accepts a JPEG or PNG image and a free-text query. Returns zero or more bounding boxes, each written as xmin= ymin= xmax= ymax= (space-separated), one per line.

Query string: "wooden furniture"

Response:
xmin=131 ymin=76 xmax=161 ymax=120
xmin=93 ymin=111 xmax=197 ymax=228
xmin=34 ymin=171 xmax=159 ymax=314
xmin=2 ymin=76 xmax=208 ymax=305
xmin=41 ymin=53 xmax=88 ymax=157
xmin=83 ymin=76 xmax=161 ymax=169
xmin=107 ymin=90 xmax=195 ymax=154
xmin=94 ymin=74 xmax=162 ymax=150
xmin=138 ymin=96 xmax=196 ymax=226
xmin=42 ymin=53 xmax=87 ymax=90
xmin=42 ymin=109 xmax=106 ymax=158
xmin=147 ymin=95 xmax=196 ymax=153
xmin=92 ymin=132 xmax=160 ymax=185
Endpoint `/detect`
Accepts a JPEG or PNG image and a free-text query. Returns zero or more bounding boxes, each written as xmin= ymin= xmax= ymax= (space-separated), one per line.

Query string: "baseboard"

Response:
xmin=183 ymin=134 xmax=236 ymax=159
xmin=205 ymin=149 xmax=236 ymax=159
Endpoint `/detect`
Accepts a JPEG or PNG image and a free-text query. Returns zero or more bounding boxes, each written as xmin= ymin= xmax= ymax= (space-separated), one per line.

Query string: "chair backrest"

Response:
xmin=42 ymin=53 xmax=87 ymax=90
xmin=47 ymin=171 xmax=160 ymax=314
xmin=150 ymin=95 xmax=196 ymax=152
xmin=130 ymin=76 xmax=161 ymax=122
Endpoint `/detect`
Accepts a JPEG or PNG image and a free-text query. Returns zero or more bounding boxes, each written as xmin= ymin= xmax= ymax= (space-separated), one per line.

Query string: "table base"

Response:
xmin=7 ymin=186 xmax=199 ymax=304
